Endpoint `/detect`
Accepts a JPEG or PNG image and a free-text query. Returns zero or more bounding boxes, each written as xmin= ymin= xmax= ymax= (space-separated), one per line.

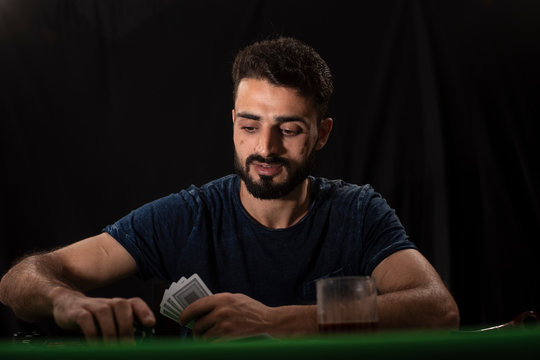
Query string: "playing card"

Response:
xmin=160 ymin=306 xmax=180 ymax=322
xmin=159 ymin=274 xmax=212 ymax=328
xmin=170 ymin=273 xmax=212 ymax=310
xmin=160 ymin=277 xmax=186 ymax=311
xmin=161 ymin=301 xmax=180 ymax=317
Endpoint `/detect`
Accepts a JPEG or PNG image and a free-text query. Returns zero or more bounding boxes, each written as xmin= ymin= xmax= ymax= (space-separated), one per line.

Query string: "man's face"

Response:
xmin=232 ymin=78 xmax=328 ymax=199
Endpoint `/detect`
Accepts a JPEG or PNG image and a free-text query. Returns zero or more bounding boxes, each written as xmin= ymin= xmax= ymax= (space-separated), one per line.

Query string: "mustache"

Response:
xmin=246 ymin=154 xmax=289 ymax=167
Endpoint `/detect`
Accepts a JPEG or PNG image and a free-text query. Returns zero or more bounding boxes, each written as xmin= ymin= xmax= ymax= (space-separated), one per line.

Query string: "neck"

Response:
xmin=239 ymin=178 xmax=311 ymax=229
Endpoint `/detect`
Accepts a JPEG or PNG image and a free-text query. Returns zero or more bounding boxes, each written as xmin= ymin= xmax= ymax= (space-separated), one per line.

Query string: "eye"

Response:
xmin=281 ymin=126 xmax=302 ymax=137
xmin=241 ymin=126 xmax=257 ymax=133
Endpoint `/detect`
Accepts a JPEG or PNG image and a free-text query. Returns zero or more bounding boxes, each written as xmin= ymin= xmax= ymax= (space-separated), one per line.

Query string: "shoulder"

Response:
xmin=198 ymin=174 xmax=239 ymax=193
xmin=184 ymin=175 xmax=238 ymax=199
xmin=310 ymin=176 xmax=377 ymax=203
xmin=310 ymin=176 xmax=392 ymax=218
xmin=176 ymin=175 xmax=239 ymax=210
xmin=126 ymin=175 xmax=237 ymax=214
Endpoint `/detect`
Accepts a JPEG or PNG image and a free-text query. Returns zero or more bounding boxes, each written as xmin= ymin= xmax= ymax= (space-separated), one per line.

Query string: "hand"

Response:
xmin=179 ymin=292 xmax=272 ymax=340
xmin=51 ymin=288 xmax=156 ymax=342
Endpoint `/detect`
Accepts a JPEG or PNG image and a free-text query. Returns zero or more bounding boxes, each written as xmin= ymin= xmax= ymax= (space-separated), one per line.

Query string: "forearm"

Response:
xmin=377 ymin=287 xmax=460 ymax=329
xmin=0 ymin=253 xmax=80 ymax=322
xmin=267 ymin=305 xmax=318 ymax=337
xmin=267 ymin=287 xmax=459 ymax=337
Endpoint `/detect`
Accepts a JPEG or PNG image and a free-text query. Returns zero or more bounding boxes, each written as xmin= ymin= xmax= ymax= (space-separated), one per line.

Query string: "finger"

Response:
xmin=75 ymin=309 xmax=100 ymax=341
xmin=129 ymin=297 xmax=156 ymax=327
xmin=189 ymin=306 xmax=216 ymax=335
xmin=179 ymin=296 xmax=215 ymax=327
xmin=197 ymin=317 xmax=240 ymax=341
xmin=195 ymin=307 xmax=238 ymax=340
xmin=112 ymin=298 xmax=134 ymax=340
xmin=89 ymin=303 xmax=117 ymax=342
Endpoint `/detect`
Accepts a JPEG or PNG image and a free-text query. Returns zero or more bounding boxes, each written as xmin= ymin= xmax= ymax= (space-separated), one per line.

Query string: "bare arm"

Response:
xmin=0 ymin=233 xmax=155 ymax=341
xmin=179 ymin=249 xmax=458 ymax=339
xmin=372 ymin=249 xmax=460 ymax=329
xmin=260 ymin=248 xmax=461 ymax=334
xmin=179 ymin=293 xmax=318 ymax=339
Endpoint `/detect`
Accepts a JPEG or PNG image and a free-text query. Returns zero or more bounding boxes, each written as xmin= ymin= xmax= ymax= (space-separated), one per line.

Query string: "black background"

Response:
xmin=1 ymin=0 xmax=539 ymax=337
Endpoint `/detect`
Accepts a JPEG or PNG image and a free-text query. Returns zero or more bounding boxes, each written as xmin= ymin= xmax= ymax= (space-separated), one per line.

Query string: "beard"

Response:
xmin=234 ymin=147 xmax=317 ymax=200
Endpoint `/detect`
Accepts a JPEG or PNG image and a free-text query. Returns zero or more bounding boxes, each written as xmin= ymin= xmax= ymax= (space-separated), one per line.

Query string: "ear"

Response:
xmin=315 ymin=117 xmax=333 ymax=150
xmin=232 ymin=109 xmax=236 ymax=123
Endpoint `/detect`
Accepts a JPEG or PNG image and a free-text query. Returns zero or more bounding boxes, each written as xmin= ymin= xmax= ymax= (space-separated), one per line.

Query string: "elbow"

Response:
xmin=0 ymin=274 xmax=7 ymax=305
xmin=416 ymin=290 xmax=460 ymax=329
xmin=441 ymin=305 xmax=460 ymax=329
xmin=0 ymin=263 xmax=19 ymax=308
xmin=434 ymin=298 xmax=460 ymax=329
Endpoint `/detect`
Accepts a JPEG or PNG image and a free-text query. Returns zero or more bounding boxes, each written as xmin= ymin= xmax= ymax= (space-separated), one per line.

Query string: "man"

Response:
xmin=0 ymin=37 xmax=459 ymax=342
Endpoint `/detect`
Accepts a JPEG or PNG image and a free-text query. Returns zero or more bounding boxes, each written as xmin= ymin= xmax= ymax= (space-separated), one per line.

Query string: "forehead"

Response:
xmin=234 ymin=78 xmax=317 ymax=122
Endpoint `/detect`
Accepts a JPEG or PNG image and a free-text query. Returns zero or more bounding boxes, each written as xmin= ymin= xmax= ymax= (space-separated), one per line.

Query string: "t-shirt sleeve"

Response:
xmin=102 ymin=190 xmax=198 ymax=281
xmin=359 ymin=188 xmax=417 ymax=275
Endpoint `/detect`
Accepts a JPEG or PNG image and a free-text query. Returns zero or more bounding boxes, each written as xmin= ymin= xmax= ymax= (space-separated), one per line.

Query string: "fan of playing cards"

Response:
xmin=160 ymin=273 xmax=213 ymax=328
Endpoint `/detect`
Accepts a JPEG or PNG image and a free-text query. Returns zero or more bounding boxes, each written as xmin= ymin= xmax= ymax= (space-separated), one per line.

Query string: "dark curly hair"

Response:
xmin=232 ymin=37 xmax=333 ymax=122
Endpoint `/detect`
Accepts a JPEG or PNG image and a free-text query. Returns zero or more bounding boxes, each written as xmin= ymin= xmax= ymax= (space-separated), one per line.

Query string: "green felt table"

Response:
xmin=2 ymin=327 xmax=539 ymax=359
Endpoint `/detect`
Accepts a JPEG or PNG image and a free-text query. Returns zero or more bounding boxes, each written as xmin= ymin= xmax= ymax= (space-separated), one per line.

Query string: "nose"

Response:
xmin=256 ymin=126 xmax=283 ymax=157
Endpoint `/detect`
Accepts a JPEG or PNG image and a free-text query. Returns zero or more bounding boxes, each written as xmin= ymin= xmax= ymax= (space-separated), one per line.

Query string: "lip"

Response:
xmin=252 ymin=162 xmax=283 ymax=177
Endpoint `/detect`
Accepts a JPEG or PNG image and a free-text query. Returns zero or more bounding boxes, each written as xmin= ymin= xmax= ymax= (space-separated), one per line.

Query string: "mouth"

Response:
xmin=252 ymin=162 xmax=284 ymax=177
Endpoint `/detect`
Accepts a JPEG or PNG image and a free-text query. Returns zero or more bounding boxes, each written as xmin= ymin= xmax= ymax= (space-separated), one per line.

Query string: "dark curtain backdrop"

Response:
xmin=1 ymin=0 xmax=539 ymax=337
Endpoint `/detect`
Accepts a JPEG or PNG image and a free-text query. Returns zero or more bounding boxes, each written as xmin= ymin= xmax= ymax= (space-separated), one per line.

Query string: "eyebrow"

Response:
xmin=236 ymin=112 xmax=308 ymax=125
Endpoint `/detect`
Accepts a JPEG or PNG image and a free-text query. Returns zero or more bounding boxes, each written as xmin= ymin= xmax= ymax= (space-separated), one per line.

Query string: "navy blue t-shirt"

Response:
xmin=104 ymin=175 xmax=416 ymax=306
